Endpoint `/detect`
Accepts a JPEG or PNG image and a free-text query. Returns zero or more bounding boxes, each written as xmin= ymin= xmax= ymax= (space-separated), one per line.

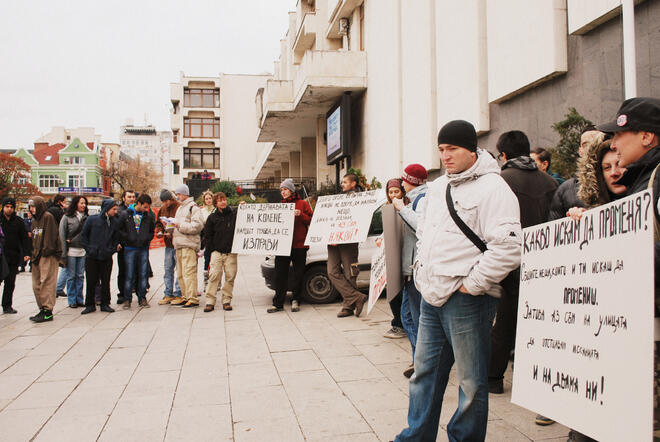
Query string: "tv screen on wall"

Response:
xmin=326 ymin=93 xmax=351 ymax=165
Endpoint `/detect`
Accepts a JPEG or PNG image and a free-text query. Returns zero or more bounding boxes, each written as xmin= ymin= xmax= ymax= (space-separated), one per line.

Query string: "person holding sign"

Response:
xmin=329 ymin=173 xmax=368 ymax=318
xmin=202 ymin=192 xmax=237 ymax=312
xmin=395 ymin=120 xmax=521 ymax=442
xmin=267 ymin=179 xmax=313 ymax=313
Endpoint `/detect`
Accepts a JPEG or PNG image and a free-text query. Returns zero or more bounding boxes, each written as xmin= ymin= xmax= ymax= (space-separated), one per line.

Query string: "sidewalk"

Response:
xmin=0 ymin=248 xmax=569 ymax=441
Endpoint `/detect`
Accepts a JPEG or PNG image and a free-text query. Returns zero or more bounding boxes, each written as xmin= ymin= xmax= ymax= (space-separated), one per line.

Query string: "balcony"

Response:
xmin=170 ymin=113 xmax=181 ymax=131
xmin=293 ymin=12 xmax=316 ymax=64
xmin=326 ymin=0 xmax=363 ymax=39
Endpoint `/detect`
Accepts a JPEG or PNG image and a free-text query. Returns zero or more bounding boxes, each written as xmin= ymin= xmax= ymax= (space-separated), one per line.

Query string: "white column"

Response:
xmin=622 ymin=0 xmax=637 ymax=98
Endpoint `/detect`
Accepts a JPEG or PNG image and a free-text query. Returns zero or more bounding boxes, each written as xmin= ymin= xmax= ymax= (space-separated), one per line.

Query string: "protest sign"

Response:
xmin=367 ymin=244 xmax=387 ymax=316
xmin=382 ymin=204 xmax=402 ymax=302
xmin=231 ymin=203 xmax=295 ymax=256
xmin=511 ymin=190 xmax=654 ymax=442
xmin=304 ymin=190 xmax=381 ymax=246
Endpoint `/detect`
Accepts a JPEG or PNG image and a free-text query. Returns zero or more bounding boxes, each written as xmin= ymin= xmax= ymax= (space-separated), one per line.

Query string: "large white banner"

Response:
xmin=231 ymin=203 xmax=295 ymax=256
xmin=367 ymin=244 xmax=387 ymax=316
xmin=304 ymin=190 xmax=381 ymax=246
xmin=512 ymin=190 xmax=654 ymax=442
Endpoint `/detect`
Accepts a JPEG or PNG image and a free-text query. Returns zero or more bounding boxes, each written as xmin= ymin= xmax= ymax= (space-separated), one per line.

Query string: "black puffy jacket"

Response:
xmin=548 ymin=177 xmax=584 ymax=221
xmin=203 ymin=207 xmax=236 ymax=254
xmin=81 ymin=199 xmax=119 ymax=261
xmin=0 ymin=213 xmax=30 ymax=266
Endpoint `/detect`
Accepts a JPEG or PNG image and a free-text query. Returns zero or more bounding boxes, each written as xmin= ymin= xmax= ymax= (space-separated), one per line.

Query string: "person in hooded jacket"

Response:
xmin=80 ymin=199 xmax=120 ymax=314
xmin=1 ymin=197 xmax=30 ymax=313
xmin=28 ymin=196 xmax=62 ymax=323
xmin=267 ymin=178 xmax=313 ymax=313
xmin=59 ymin=196 xmax=89 ymax=308
xmin=203 ymin=192 xmax=238 ymax=312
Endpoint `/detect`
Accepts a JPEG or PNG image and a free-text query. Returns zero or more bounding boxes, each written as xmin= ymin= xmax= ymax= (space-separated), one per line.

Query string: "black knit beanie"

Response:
xmin=1 ymin=197 xmax=16 ymax=208
xmin=437 ymin=120 xmax=478 ymax=152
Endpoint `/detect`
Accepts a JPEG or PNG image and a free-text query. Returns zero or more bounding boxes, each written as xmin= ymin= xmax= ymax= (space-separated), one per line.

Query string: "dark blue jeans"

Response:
xmin=123 ymin=247 xmax=149 ymax=303
xmin=396 ymin=292 xmax=498 ymax=442
xmin=401 ymin=277 xmax=422 ymax=359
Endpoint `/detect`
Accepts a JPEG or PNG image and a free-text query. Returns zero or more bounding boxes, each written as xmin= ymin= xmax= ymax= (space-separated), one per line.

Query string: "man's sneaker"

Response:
xmin=267 ymin=305 xmax=283 ymax=313
xmin=158 ymin=296 xmax=174 ymax=305
xmin=56 ymin=291 xmax=66 ymax=298
xmin=204 ymin=304 xmax=215 ymax=312
xmin=31 ymin=309 xmax=53 ymax=323
xmin=122 ymin=301 xmax=131 ymax=310
xmin=383 ymin=326 xmax=406 ymax=339
xmin=222 ymin=303 xmax=232 ymax=311
xmin=535 ymin=414 xmax=555 ymax=426
xmin=3 ymin=307 xmax=17 ymax=314
xmin=291 ymin=300 xmax=300 ymax=312
xmin=403 ymin=364 xmax=414 ymax=378
xmin=100 ymin=305 xmax=115 ymax=313
xmin=182 ymin=301 xmax=199 ymax=308
xmin=138 ymin=299 xmax=150 ymax=308
xmin=170 ymin=297 xmax=186 ymax=306
xmin=488 ymin=378 xmax=504 ymax=394
xmin=337 ymin=308 xmax=354 ymax=318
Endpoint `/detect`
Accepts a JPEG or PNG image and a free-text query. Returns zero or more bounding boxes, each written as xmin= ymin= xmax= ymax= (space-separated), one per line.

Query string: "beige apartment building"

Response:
xmin=119 ymin=124 xmax=172 ymax=189
xmin=169 ymin=72 xmax=273 ymax=189
xmin=254 ymin=0 xmax=660 ymax=187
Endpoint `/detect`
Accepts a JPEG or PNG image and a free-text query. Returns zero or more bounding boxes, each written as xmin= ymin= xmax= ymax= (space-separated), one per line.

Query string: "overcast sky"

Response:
xmin=0 ymin=0 xmax=296 ymax=149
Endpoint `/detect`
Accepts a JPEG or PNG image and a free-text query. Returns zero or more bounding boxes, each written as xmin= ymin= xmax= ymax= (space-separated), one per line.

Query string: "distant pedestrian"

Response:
xmin=203 ymin=192 xmax=238 ymax=312
xmin=115 ymin=190 xmax=136 ymax=304
xmin=171 ymin=184 xmax=204 ymax=308
xmin=28 ymin=196 xmax=62 ymax=323
xmin=1 ymin=198 xmax=30 ymax=314
xmin=267 ymin=178 xmax=313 ymax=313
xmin=155 ymin=189 xmax=182 ymax=304
xmin=200 ymin=190 xmax=215 ymax=292
xmin=22 ymin=212 xmax=32 ymax=272
xmin=80 ymin=199 xmax=120 ymax=314
xmin=530 ymin=147 xmax=565 ymax=185
xmin=59 ymin=196 xmax=88 ymax=308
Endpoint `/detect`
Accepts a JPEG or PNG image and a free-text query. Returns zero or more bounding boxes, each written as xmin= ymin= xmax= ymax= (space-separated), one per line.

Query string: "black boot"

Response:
xmin=100 ymin=305 xmax=115 ymax=313
xmin=80 ymin=306 xmax=96 ymax=315
xmin=31 ymin=309 xmax=53 ymax=323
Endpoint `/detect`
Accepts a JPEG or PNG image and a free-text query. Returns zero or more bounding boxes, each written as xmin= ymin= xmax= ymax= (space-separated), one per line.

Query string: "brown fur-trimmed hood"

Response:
xmin=577 ymin=133 xmax=609 ymax=208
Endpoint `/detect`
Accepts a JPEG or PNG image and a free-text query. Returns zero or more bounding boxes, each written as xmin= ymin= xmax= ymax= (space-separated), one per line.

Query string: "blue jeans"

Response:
xmin=396 ymin=292 xmax=498 ymax=442
xmin=66 ymin=256 xmax=85 ymax=305
xmin=124 ymin=247 xmax=149 ymax=303
xmin=56 ymin=266 xmax=68 ymax=294
xmin=401 ymin=277 xmax=422 ymax=359
xmin=164 ymin=247 xmax=181 ymax=298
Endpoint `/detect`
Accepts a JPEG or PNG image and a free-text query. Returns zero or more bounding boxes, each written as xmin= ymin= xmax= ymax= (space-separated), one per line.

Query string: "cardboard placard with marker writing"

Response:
xmin=512 ymin=190 xmax=654 ymax=442
xmin=231 ymin=203 xmax=295 ymax=256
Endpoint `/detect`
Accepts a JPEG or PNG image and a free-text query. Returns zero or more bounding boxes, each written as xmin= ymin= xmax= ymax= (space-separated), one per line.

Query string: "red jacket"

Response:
xmin=286 ymin=197 xmax=313 ymax=249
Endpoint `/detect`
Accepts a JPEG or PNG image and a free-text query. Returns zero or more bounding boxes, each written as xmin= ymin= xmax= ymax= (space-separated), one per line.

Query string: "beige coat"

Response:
xmin=173 ymin=197 xmax=204 ymax=251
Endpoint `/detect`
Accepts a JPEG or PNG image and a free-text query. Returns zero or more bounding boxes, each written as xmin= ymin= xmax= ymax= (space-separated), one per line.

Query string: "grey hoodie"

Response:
xmin=398 ymin=183 xmax=427 ymax=276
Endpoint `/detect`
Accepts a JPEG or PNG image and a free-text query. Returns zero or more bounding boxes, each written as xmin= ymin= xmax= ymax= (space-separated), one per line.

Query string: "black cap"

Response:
xmin=437 ymin=120 xmax=478 ymax=152
xmin=1 ymin=197 xmax=16 ymax=208
xmin=596 ymin=97 xmax=660 ymax=134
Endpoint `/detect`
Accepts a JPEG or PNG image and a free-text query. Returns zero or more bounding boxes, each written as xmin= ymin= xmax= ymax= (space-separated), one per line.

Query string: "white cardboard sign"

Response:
xmin=304 ymin=190 xmax=381 ymax=246
xmin=382 ymin=204 xmax=403 ymax=302
xmin=511 ymin=190 xmax=654 ymax=442
xmin=231 ymin=203 xmax=295 ymax=256
xmin=367 ymin=244 xmax=387 ymax=316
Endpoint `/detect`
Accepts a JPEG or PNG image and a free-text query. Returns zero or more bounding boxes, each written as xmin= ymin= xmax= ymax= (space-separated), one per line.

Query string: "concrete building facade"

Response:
xmin=254 ymin=0 xmax=660 ymax=186
xmin=119 ymin=124 xmax=172 ymax=189
xmin=169 ymin=72 xmax=273 ymax=189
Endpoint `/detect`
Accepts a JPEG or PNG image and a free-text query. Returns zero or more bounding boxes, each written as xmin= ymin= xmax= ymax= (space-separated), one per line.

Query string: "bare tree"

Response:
xmin=103 ymin=154 xmax=162 ymax=198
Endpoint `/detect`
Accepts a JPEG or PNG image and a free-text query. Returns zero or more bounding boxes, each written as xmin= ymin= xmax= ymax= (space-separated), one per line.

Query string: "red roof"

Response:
xmin=33 ymin=143 xmax=65 ymax=165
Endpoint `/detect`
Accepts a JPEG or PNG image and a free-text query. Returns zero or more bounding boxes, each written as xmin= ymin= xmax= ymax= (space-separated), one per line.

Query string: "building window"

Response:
xmin=39 ymin=175 xmax=59 ymax=188
xmin=183 ymin=118 xmax=220 ymax=138
xmin=173 ymin=130 xmax=179 ymax=142
xmin=16 ymin=176 xmax=28 ymax=185
xmin=70 ymin=156 xmax=81 ymax=164
xmin=68 ymin=174 xmax=84 ymax=188
xmin=184 ymin=88 xmax=220 ymax=108
xmin=172 ymin=160 xmax=180 ymax=175
xmin=183 ymin=148 xmax=219 ymax=169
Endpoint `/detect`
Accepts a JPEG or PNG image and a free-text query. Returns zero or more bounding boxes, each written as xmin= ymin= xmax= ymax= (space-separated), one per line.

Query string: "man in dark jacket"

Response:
xmin=29 ymin=196 xmax=62 ymax=323
xmin=115 ymin=190 xmax=135 ymax=304
xmin=48 ymin=194 xmax=68 ymax=298
xmin=118 ymin=193 xmax=154 ymax=309
xmin=489 ymin=130 xmax=558 ymax=394
xmin=1 ymin=198 xmax=31 ymax=313
xmin=80 ymin=199 xmax=120 ymax=314
xmin=202 ymin=192 xmax=237 ymax=311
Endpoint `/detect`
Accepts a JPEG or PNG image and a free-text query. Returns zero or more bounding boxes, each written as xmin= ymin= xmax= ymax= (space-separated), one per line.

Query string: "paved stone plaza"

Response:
xmin=0 ymin=248 xmax=569 ymax=441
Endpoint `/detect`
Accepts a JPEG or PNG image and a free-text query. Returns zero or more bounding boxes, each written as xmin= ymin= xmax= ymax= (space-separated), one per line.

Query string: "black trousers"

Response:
xmin=489 ymin=268 xmax=520 ymax=381
xmin=116 ymin=250 xmax=125 ymax=299
xmin=86 ymin=258 xmax=113 ymax=307
xmin=2 ymin=264 xmax=18 ymax=309
xmin=389 ymin=290 xmax=403 ymax=328
xmin=273 ymin=248 xmax=307 ymax=308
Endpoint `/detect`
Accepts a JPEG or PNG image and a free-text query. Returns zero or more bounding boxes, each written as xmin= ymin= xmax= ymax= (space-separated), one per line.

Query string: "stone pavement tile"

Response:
xmin=356 ymin=341 xmax=412 ymax=365
xmin=81 ymin=364 xmax=136 ymax=388
xmin=55 ymin=384 xmax=125 ymax=417
xmin=488 ymin=394 xmax=570 ymax=440
xmin=135 ymin=347 xmax=186 ymax=373
xmin=231 ymin=385 xmax=294 ymax=421
xmin=7 ymin=379 xmax=79 ymax=410
xmin=233 ymin=415 xmax=304 ymax=442
xmin=339 ymin=378 xmax=409 ymax=412
xmin=375 ymin=362 xmax=412 ymax=395
xmin=165 ymin=404 xmax=233 ymax=441
xmin=392 ymin=338 xmax=414 ymax=355
xmin=173 ymin=376 xmax=229 ymax=407
xmin=323 ymin=355 xmax=385 ymax=382
xmin=0 ymin=406 xmax=56 ymax=441
xmin=34 ymin=413 xmax=109 ymax=442
xmin=99 ymin=407 xmax=170 ymax=442
xmin=186 ymin=339 xmax=228 ymax=359
xmin=120 ymin=370 xmax=179 ymax=402
xmin=0 ymin=348 xmax=29 ymax=372
xmin=226 ymin=331 xmax=271 ymax=366
xmin=95 ymin=312 xmax=138 ymax=330
xmin=363 ymin=407 xmax=409 ymax=441
xmin=112 ymin=324 xmax=158 ymax=348
xmin=272 ymin=350 xmax=324 ymax=373
xmin=39 ymin=355 xmax=99 ymax=382
xmin=341 ymin=328 xmax=390 ymax=345
xmin=1 ymin=334 xmax=48 ymax=351
xmin=483 ymin=418 xmax=531 ymax=442
xmin=306 ymin=433 xmax=380 ymax=442
xmin=180 ymin=355 xmax=228 ymax=380
xmin=317 ymin=309 xmax=373 ymax=332
xmin=229 ymin=360 xmax=281 ymax=391
xmin=258 ymin=315 xmax=310 ymax=352
xmin=2 ymin=354 xmax=60 ymax=377
xmin=96 ymin=346 xmax=145 ymax=367
xmin=0 ymin=374 xmax=36 ymax=400
xmin=309 ymin=338 xmax=361 ymax=359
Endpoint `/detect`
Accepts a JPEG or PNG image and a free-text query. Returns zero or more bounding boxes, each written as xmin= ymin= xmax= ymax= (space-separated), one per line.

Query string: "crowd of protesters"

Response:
xmin=0 ymin=96 xmax=658 ymax=442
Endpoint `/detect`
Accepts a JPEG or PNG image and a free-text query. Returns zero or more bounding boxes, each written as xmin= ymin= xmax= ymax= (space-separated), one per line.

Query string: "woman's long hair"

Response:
xmin=577 ymin=134 xmax=617 ymax=207
xmin=65 ymin=196 xmax=88 ymax=217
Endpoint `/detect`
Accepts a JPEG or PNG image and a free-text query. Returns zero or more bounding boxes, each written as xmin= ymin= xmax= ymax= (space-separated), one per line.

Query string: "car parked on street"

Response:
xmin=260 ymin=194 xmax=386 ymax=304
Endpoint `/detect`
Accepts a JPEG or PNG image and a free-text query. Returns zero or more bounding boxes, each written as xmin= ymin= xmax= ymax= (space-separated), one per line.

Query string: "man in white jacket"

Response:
xmin=395 ymin=120 xmax=521 ymax=442
xmin=171 ymin=184 xmax=204 ymax=308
